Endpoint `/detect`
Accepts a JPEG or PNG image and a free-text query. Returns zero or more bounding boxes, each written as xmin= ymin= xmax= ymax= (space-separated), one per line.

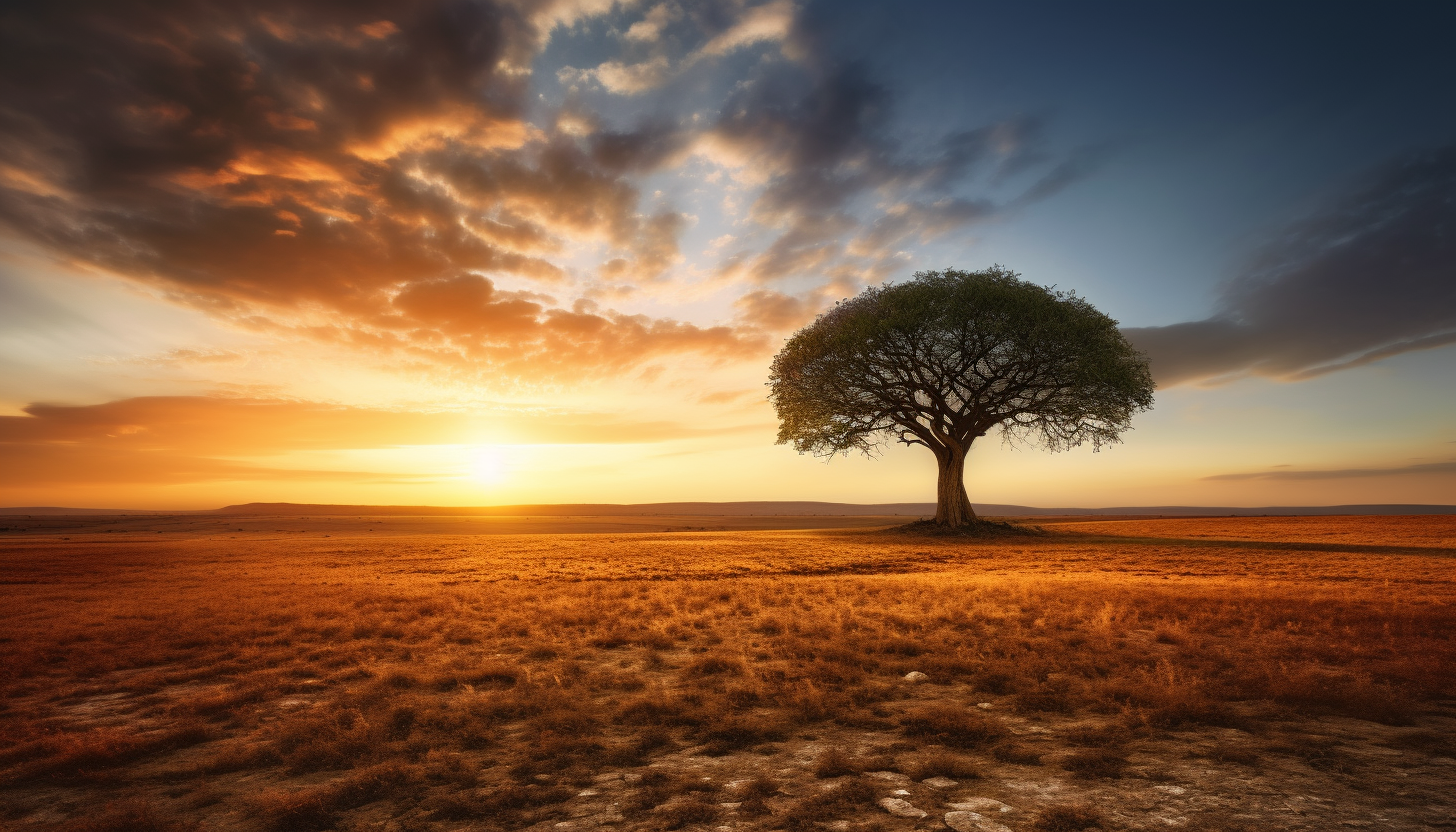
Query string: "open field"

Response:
xmin=0 ymin=514 xmax=915 ymax=538
xmin=1 ymin=516 xmax=1453 ymax=832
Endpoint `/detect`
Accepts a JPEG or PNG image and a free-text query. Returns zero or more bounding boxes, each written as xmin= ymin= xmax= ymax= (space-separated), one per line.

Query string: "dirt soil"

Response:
xmin=0 ymin=515 xmax=1452 ymax=832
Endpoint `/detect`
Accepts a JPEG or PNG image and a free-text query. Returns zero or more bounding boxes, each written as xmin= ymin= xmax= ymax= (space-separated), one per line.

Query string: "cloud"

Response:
xmin=0 ymin=0 xmax=738 ymax=382
xmin=698 ymin=0 xmax=795 ymax=56
xmin=1203 ymin=460 xmax=1456 ymax=481
xmin=133 ymin=348 xmax=255 ymax=368
xmin=559 ymin=56 xmax=673 ymax=95
xmin=588 ymin=121 xmax=695 ymax=173
xmin=0 ymin=0 xmax=1104 ymax=389
xmin=391 ymin=274 xmax=548 ymax=335
xmin=0 ymin=395 xmax=743 ymax=486
xmin=559 ymin=1 xmax=796 ymax=95
xmin=0 ymin=443 xmax=415 ymax=487
xmin=1125 ymin=144 xmax=1456 ymax=386
xmin=850 ymin=199 xmax=997 ymax=255
xmin=733 ymin=288 xmax=819 ymax=331
xmin=308 ymin=270 xmax=762 ymax=379
xmin=624 ymin=2 xmax=682 ymax=42
xmin=697 ymin=388 xmax=759 ymax=405
xmin=699 ymin=60 xmax=1103 ymax=286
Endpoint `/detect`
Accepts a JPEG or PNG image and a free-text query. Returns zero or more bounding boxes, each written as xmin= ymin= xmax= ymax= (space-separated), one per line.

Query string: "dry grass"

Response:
xmin=0 ymin=516 xmax=1452 ymax=830
xmin=779 ymin=777 xmax=880 ymax=830
xmin=899 ymin=706 xmax=1007 ymax=748
xmin=897 ymin=747 xmax=980 ymax=780
xmin=1033 ymin=803 xmax=1105 ymax=831
xmin=1042 ymin=513 xmax=1456 ymax=548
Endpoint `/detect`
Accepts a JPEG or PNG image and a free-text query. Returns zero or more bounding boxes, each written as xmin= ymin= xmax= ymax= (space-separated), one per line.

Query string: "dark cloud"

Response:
xmin=0 ymin=0 xmax=1107 ymax=376
xmin=589 ymin=121 xmax=694 ymax=173
xmin=703 ymin=57 xmax=1104 ymax=286
xmin=1203 ymin=460 xmax=1456 ymax=481
xmin=557 ymin=1 xmax=1050 ymax=297
xmin=1012 ymin=143 xmax=1118 ymax=207
xmin=1125 ymin=144 xmax=1456 ymax=385
xmin=0 ymin=0 xmax=745 ymax=379
xmin=713 ymin=62 xmax=893 ymax=222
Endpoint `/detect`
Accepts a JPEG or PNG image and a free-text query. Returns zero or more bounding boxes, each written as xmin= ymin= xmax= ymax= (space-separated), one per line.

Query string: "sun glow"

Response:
xmin=468 ymin=446 xmax=509 ymax=485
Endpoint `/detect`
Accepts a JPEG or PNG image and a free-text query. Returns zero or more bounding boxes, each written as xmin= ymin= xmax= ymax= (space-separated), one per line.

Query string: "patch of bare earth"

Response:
xmin=0 ymin=516 xmax=1452 ymax=831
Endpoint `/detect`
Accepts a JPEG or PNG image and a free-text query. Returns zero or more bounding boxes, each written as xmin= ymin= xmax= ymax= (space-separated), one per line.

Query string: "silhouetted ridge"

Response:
xmin=4 ymin=502 xmax=1453 ymax=517
xmin=211 ymin=502 xmax=1455 ymax=517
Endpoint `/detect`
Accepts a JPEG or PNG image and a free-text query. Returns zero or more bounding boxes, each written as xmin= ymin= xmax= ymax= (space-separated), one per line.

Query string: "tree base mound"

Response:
xmin=883 ymin=518 xmax=1047 ymax=538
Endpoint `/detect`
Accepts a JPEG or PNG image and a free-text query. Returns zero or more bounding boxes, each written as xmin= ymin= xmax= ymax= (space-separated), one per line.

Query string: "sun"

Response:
xmin=468 ymin=446 xmax=509 ymax=485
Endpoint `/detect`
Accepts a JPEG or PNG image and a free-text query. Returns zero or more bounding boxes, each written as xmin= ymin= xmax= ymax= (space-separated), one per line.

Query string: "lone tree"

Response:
xmin=769 ymin=267 xmax=1155 ymax=528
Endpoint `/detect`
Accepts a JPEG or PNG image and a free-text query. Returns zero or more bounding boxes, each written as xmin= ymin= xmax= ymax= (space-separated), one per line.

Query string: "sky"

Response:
xmin=1 ymin=0 xmax=1454 ymax=510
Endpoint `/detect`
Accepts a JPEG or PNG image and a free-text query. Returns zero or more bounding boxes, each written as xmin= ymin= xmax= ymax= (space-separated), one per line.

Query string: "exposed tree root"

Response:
xmin=883 ymin=519 xmax=1048 ymax=538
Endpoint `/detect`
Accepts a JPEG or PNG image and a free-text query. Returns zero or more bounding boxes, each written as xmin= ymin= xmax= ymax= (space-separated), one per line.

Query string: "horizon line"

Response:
xmin=3 ymin=500 xmax=1455 ymax=517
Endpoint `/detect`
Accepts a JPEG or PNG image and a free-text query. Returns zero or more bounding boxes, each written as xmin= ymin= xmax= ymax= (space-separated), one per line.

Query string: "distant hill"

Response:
xmin=5 ymin=501 xmax=1454 ymax=517
xmin=0 ymin=507 xmax=205 ymax=516
xmin=210 ymin=501 xmax=1456 ymax=517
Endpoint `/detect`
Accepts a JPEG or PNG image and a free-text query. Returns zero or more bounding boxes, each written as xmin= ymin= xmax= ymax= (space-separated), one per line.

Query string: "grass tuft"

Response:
xmin=1061 ymin=748 xmax=1128 ymax=778
xmin=780 ymin=777 xmax=879 ymax=830
xmin=813 ymin=747 xmax=861 ymax=778
xmin=900 ymin=748 xmax=981 ymax=780
xmin=899 ymin=706 xmax=1005 ymax=749
xmin=1033 ymin=803 xmax=1104 ymax=831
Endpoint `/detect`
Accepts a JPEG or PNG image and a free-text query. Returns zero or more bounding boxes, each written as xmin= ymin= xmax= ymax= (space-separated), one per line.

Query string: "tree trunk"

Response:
xmin=933 ymin=445 xmax=978 ymax=527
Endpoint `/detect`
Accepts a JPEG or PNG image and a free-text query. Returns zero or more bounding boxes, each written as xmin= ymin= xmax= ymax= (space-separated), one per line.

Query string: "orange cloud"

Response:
xmin=0 ymin=396 xmax=748 ymax=488
xmin=733 ymin=288 xmax=819 ymax=332
xmin=0 ymin=0 xmax=1101 ymax=391
xmin=0 ymin=1 xmax=728 ymax=383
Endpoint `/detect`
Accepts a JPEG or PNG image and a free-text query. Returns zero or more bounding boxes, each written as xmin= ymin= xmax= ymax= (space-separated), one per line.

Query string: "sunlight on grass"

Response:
xmin=0 ymin=516 xmax=1451 ymax=831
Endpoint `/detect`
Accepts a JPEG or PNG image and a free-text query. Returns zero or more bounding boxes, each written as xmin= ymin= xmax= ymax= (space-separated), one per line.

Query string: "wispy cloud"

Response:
xmin=0 ymin=395 xmax=747 ymax=487
xmin=1126 ymin=144 xmax=1456 ymax=386
xmin=699 ymin=60 xmax=1102 ymax=299
xmin=0 ymin=0 xmax=1106 ymax=386
xmin=1203 ymin=461 xmax=1456 ymax=481
xmin=558 ymin=0 xmax=797 ymax=95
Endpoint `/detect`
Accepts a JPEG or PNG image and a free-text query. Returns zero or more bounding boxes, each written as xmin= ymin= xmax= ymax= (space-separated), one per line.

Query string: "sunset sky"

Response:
xmin=1 ymin=1 xmax=1454 ymax=509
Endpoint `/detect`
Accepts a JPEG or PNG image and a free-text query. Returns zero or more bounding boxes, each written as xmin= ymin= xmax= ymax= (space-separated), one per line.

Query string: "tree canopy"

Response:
xmin=768 ymin=266 xmax=1155 ymax=526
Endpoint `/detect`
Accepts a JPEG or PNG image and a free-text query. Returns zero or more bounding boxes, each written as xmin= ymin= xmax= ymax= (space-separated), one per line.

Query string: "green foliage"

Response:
xmin=768 ymin=266 xmax=1155 ymax=459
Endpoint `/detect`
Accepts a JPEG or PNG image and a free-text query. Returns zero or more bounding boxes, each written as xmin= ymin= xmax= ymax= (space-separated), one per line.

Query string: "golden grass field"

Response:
xmin=1 ymin=515 xmax=1453 ymax=832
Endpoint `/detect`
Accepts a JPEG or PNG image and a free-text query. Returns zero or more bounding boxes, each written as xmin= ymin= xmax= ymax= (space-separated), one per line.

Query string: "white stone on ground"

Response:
xmin=922 ymin=776 xmax=958 ymax=788
xmin=944 ymin=810 xmax=1013 ymax=832
xmin=947 ymin=798 xmax=1015 ymax=813
xmin=903 ymin=671 xmax=930 ymax=682
xmin=865 ymin=770 xmax=910 ymax=782
xmin=878 ymin=798 xmax=927 ymax=818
